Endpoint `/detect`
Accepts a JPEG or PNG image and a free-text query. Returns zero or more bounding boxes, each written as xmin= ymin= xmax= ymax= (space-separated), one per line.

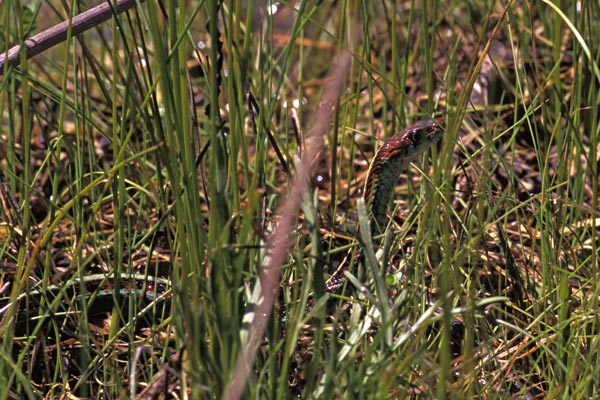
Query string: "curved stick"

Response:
xmin=0 ymin=0 xmax=140 ymax=74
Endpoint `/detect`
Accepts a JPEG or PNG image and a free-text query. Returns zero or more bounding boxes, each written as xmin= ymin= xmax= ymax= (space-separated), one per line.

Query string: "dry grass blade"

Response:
xmin=223 ymin=50 xmax=352 ymax=400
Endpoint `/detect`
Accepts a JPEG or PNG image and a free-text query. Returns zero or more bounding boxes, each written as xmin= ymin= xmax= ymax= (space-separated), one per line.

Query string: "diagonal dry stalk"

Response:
xmin=223 ymin=50 xmax=352 ymax=400
xmin=0 ymin=0 xmax=141 ymax=73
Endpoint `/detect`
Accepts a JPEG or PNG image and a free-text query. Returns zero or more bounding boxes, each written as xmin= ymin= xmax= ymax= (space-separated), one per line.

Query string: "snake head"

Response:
xmin=408 ymin=119 xmax=443 ymax=146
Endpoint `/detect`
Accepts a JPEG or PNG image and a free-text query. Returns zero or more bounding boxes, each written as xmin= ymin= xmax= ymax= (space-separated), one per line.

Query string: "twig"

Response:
xmin=0 ymin=0 xmax=141 ymax=74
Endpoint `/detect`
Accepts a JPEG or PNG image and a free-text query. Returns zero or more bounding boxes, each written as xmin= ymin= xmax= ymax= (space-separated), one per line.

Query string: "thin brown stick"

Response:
xmin=222 ymin=50 xmax=352 ymax=400
xmin=0 ymin=0 xmax=140 ymax=74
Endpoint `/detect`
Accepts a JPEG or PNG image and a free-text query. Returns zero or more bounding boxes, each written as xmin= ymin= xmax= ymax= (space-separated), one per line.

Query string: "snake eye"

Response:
xmin=410 ymin=127 xmax=427 ymax=143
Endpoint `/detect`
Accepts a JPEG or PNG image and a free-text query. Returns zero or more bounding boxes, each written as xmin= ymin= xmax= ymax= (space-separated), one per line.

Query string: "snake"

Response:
xmin=0 ymin=120 xmax=442 ymax=332
xmin=324 ymin=119 xmax=443 ymax=292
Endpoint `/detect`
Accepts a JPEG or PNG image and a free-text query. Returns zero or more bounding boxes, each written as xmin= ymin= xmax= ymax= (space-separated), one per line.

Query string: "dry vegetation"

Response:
xmin=0 ymin=1 xmax=598 ymax=398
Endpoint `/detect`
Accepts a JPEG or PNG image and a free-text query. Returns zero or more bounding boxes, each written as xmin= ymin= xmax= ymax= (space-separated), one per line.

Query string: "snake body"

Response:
xmin=1 ymin=274 xmax=171 ymax=335
xmin=1 ymin=120 xmax=442 ymax=327
xmin=364 ymin=119 xmax=443 ymax=235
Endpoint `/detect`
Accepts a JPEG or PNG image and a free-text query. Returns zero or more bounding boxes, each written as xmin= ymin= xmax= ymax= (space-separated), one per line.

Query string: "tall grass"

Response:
xmin=0 ymin=0 xmax=598 ymax=398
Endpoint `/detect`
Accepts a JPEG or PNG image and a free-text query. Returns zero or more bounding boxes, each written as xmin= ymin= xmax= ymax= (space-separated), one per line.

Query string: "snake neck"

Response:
xmin=362 ymin=119 xmax=443 ymax=241
xmin=364 ymin=156 xmax=413 ymax=238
